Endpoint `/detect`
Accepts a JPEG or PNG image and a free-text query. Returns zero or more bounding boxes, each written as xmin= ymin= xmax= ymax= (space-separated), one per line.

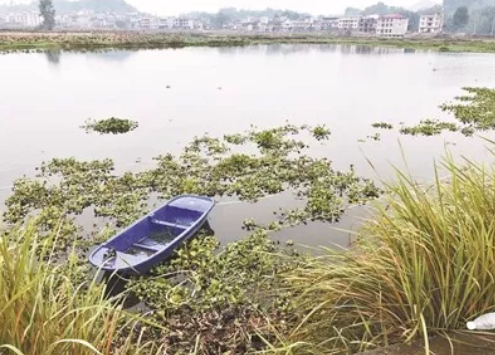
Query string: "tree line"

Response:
xmin=36 ymin=0 xmax=495 ymax=35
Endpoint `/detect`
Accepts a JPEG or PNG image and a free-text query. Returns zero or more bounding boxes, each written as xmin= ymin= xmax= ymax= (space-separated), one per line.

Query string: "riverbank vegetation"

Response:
xmin=284 ymin=153 xmax=495 ymax=353
xmin=2 ymin=32 xmax=495 ymax=53
xmin=0 ymin=224 xmax=160 ymax=355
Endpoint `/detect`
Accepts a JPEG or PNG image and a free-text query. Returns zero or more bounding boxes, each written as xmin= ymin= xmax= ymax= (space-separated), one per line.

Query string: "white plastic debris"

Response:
xmin=467 ymin=313 xmax=495 ymax=330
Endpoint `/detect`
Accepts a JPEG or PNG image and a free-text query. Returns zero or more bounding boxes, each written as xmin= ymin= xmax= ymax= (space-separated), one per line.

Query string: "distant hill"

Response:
xmin=409 ymin=0 xmax=440 ymax=11
xmin=0 ymin=0 xmax=138 ymax=14
xmin=443 ymin=0 xmax=495 ymax=16
xmin=54 ymin=0 xmax=138 ymax=14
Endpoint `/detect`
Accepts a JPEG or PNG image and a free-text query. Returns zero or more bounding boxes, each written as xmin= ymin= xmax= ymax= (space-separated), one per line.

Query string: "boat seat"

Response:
xmin=132 ymin=242 xmax=161 ymax=252
xmin=151 ymin=219 xmax=189 ymax=229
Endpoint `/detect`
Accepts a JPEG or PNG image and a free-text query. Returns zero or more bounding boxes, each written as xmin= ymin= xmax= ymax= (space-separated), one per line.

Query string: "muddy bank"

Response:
xmin=359 ymin=334 xmax=495 ymax=355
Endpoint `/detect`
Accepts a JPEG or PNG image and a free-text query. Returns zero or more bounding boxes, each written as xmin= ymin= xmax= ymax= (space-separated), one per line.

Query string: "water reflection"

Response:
xmin=45 ymin=50 xmax=61 ymax=65
xmin=216 ymin=43 xmax=409 ymax=56
xmin=38 ymin=44 xmax=412 ymax=64
xmin=86 ymin=50 xmax=135 ymax=62
xmin=43 ymin=48 xmax=136 ymax=66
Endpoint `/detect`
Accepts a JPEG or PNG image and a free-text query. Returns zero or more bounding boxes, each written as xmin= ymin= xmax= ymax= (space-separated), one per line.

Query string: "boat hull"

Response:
xmin=88 ymin=195 xmax=215 ymax=274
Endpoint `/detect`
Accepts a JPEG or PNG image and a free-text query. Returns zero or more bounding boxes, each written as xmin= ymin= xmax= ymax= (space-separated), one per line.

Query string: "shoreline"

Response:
xmin=1 ymin=31 xmax=495 ymax=53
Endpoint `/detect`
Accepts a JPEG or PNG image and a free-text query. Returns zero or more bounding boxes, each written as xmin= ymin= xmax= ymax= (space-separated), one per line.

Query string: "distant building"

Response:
xmin=317 ymin=17 xmax=339 ymax=31
xmin=359 ymin=15 xmax=379 ymax=34
xmin=2 ymin=11 xmax=41 ymax=27
xmin=291 ymin=19 xmax=313 ymax=32
xmin=376 ymin=14 xmax=409 ymax=38
xmin=419 ymin=13 xmax=444 ymax=34
xmin=174 ymin=18 xmax=194 ymax=30
xmin=159 ymin=17 xmax=174 ymax=30
xmin=338 ymin=17 xmax=360 ymax=31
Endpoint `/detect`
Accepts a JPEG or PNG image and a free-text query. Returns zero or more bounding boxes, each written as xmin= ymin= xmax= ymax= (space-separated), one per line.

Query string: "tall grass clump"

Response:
xmin=0 ymin=222 xmax=154 ymax=355
xmin=285 ymin=153 xmax=495 ymax=354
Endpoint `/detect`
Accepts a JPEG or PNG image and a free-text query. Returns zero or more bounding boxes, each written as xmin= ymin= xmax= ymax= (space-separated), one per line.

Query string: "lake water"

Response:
xmin=1 ymin=44 xmax=495 ymax=247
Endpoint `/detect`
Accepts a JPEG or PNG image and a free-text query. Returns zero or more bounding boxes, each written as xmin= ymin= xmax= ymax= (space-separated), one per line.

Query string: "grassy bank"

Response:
xmin=283 ymin=154 xmax=495 ymax=354
xmin=1 ymin=31 xmax=495 ymax=53
xmin=0 ymin=223 xmax=159 ymax=355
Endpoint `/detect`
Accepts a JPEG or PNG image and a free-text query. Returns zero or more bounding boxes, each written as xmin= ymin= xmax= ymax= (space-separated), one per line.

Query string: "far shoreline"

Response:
xmin=1 ymin=30 xmax=495 ymax=53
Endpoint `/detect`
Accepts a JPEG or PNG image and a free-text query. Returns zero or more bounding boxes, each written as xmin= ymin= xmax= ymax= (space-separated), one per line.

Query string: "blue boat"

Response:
xmin=89 ymin=195 xmax=215 ymax=274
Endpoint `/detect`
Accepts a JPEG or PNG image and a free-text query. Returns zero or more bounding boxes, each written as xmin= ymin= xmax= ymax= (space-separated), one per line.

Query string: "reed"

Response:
xmin=285 ymin=151 xmax=495 ymax=353
xmin=0 ymin=222 xmax=154 ymax=355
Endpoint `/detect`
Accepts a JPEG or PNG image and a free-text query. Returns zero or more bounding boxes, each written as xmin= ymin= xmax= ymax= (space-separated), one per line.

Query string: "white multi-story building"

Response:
xmin=338 ymin=17 xmax=360 ymax=31
xmin=290 ymin=19 xmax=313 ymax=31
xmin=318 ymin=17 xmax=339 ymax=31
xmin=359 ymin=15 xmax=379 ymax=34
xmin=159 ymin=17 xmax=174 ymax=29
xmin=22 ymin=12 xmax=41 ymax=27
xmin=419 ymin=13 xmax=444 ymax=34
xmin=174 ymin=18 xmax=194 ymax=30
xmin=2 ymin=12 xmax=41 ymax=27
xmin=376 ymin=14 xmax=409 ymax=38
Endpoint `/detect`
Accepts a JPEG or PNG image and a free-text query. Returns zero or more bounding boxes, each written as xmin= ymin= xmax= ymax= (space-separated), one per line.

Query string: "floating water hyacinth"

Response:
xmin=371 ymin=122 xmax=394 ymax=130
xmin=82 ymin=117 xmax=139 ymax=135
xmin=399 ymin=119 xmax=458 ymax=137
xmin=3 ymin=123 xmax=381 ymax=258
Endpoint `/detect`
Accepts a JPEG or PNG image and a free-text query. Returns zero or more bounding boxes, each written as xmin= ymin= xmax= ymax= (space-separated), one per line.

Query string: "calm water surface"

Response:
xmin=1 ymin=44 xmax=495 ymax=247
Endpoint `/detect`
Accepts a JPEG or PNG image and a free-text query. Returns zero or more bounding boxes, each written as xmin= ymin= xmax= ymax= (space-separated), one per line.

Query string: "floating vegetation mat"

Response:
xmin=0 ymin=122 xmax=381 ymax=354
xmin=371 ymin=122 xmax=394 ymax=130
xmin=400 ymin=119 xmax=458 ymax=136
xmin=3 ymin=123 xmax=378 ymax=257
xmin=366 ymin=87 xmax=495 ymax=139
xmin=82 ymin=117 xmax=139 ymax=135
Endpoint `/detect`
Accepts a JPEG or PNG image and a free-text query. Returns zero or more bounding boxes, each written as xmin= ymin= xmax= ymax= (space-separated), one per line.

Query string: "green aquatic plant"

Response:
xmin=82 ymin=117 xmax=139 ymax=135
xmin=128 ymin=229 xmax=302 ymax=354
xmin=400 ymin=119 xmax=458 ymax=136
xmin=371 ymin=122 xmax=394 ymax=130
xmin=367 ymin=132 xmax=381 ymax=141
xmin=312 ymin=125 xmax=332 ymax=141
xmin=3 ymin=123 xmax=380 ymax=258
xmin=441 ymin=87 xmax=495 ymax=132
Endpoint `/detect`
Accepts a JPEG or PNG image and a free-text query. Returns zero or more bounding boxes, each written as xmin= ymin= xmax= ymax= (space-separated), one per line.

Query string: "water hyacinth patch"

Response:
xmin=127 ymin=229 xmax=303 ymax=354
xmin=399 ymin=119 xmax=458 ymax=136
xmin=82 ymin=117 xmax=139 ymax=135
xmin=441 ymin=87 xmax=495 ymax=131
xmin=371 ymin=122 xmax=394 ymax=130
xmin=4 ymin=124 xmax=380 ymax=250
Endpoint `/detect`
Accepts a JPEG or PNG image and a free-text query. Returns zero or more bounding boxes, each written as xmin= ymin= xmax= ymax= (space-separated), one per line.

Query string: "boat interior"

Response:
xmin=92 ymin=204 xmax=204 ymax=269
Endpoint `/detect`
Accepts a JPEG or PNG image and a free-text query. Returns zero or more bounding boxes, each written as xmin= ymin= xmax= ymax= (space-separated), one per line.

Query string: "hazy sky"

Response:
xmin=0 ymin=0 xmax=437 ymax=16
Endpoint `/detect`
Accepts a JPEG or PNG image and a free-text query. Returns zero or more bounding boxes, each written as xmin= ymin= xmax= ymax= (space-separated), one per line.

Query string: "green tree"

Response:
xmin=344 ymin=7 xmax=362 ymax=16
xmin=362 ymin=2 xmax=390 ymax=15
xmin=39 ymin=0 xmax=56 ymax=30
xmin=453 ymin=6 xmax=470 ymax=29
